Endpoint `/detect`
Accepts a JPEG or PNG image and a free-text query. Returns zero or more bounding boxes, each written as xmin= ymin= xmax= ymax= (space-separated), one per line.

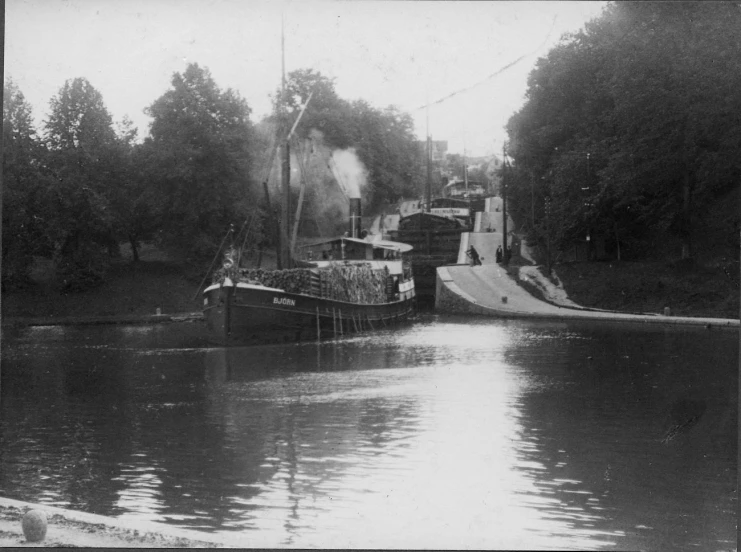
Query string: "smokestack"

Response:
xmin=349 ymin=198 xmax=362 ymax=238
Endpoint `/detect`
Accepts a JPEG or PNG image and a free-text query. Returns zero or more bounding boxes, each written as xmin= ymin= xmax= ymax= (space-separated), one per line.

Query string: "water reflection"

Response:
xmin=0 ymin=318 xmax=736 ymax=550
xmin=504 ymin=323 xmax=738 ymax=551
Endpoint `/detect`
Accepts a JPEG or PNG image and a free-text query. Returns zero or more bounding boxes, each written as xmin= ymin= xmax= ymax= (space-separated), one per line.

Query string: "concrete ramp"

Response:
xmin=438 ymin=264 xmax=562 ymax=315
xmin=436 ymin=264 xmax=738 ymax=328
xmin=436 ymin=197 xmax=738 ymax=329
xmin=458 ymin=196 xmax=513 ymax=266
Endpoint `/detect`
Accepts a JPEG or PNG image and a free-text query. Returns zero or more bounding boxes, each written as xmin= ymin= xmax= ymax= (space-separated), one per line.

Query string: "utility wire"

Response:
xmin=414 ymin=15 xmax=559 ymax=112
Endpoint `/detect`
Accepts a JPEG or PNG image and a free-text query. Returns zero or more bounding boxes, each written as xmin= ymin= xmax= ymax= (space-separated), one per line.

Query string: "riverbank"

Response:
xmin=1 ymin=248 xmax=738 ymax=323
xmin=552 ymin=259 xmax=739 ymax=319
xmin=0 ymin=497 xmax=241 ymax=547
xmin=2 ymin=255 xmax=206 ymax=320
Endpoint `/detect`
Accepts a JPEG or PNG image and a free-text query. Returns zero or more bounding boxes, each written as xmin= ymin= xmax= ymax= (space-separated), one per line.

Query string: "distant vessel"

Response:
xmin=391 ymin=173 xmax=490 ymax=305
xmin=399 ymin=196 xmax=473 ymax=228
xmin=441 ymin=177 xmax=488 ymax=214
xmin=441 ymin=177 xmax=488 ymax=200
xmin=391 ymin=208 xmax=466 ymax=307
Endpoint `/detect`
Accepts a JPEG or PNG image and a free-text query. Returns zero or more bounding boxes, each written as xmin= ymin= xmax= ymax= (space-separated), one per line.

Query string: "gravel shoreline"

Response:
xmin=0 ymin=498 xmax=244 ymax=548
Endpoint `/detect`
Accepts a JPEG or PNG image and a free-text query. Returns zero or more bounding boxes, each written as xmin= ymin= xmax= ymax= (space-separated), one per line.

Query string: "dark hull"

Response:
xmin=408 ymin=256 xmax=452 ymax=306
xmin=394 ymin=214 xmax=465 ymax=305
xmin=203 ymin=283 xmax=415 ymax=346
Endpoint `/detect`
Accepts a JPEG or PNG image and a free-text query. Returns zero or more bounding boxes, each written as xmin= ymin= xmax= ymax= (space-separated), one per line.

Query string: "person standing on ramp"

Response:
xmin=467 ymin=245 xmax=482 ymax=266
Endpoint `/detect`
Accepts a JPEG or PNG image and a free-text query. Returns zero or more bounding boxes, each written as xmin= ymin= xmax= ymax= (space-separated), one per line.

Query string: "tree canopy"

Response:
xmin=144 ymin=63 xmax=257 ymax=258
xmin=2 ymin=80 xmax=52 ymax=289
xmin=274 ymin=69 xmax=424 ymax=214
xmin=44 ymin=77 xmax=122 ymax=289
xmin=3 ymin=63 xmax=426 ymax=290
xmin=506 ymin=2 xmax=741 ymax=261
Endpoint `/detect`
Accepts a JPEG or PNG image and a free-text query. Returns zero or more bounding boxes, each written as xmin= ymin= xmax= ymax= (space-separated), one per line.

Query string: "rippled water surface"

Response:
xmin=1 ymin=316 xmax=737 ymax=549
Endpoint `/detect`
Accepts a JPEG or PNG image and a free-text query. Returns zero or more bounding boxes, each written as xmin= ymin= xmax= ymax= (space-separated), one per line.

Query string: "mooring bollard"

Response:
xmin=664 ymin=307 xmax=671 ymax=316
xmin=156 ymin=307 xmax=162 ymax=315
xmin=502 ymin=296 xmax=508 ymax=304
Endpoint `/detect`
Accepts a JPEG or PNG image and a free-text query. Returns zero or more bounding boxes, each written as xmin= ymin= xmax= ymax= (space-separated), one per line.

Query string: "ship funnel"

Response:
xmin=349 ymin=198 xmax=362 ymax=238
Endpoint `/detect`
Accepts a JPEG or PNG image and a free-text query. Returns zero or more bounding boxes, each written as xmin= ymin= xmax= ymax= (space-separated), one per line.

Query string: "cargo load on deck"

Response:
xmin=213 ymin=264 xmax=390 ymax=305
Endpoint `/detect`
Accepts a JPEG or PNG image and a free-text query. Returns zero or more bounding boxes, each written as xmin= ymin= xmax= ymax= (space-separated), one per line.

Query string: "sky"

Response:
xmin=6 ymin=0 xmax=607 ymax=158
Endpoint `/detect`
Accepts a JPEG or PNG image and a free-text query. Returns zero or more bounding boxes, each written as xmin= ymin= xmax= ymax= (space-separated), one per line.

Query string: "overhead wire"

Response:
xmin=413 ymin=15 xmax=559 ymax=112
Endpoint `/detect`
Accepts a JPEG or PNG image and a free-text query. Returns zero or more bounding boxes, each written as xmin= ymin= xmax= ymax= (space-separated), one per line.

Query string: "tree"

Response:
xmin=506 ymin=2 xmax=741 ymax=261
xmin=272 ymin=68 xmax=354 ymax=148
xmin=144 ymin=63 xmax=257 ymax=259
xmin=268 ymin=69 xmax=425 ymax=222
xmin=599 ymin=2 xmax=741 ymax=259
xmin=2 ymin=80 xmax=53 ymax=289
xmin=44 ymin=77 xmax=119 ymax=290
xmin=107 ymin=117 xmax=156 ymax=262
xmin=346 ymin=101 xmax=422 ymax=211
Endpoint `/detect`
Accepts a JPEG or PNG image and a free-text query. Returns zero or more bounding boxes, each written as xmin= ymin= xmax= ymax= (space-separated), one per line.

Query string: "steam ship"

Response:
xmin=203 ymin=199 xmax=416 ymax=346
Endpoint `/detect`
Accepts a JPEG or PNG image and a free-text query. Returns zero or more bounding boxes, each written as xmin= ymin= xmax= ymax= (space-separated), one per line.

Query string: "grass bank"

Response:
xmin=3 ymin=259 xmax=204 ymax=319
xmin=1 ymin=244 xmax=277 ymax=320
xmin=549 ymin=259 xmax=739 ymax=319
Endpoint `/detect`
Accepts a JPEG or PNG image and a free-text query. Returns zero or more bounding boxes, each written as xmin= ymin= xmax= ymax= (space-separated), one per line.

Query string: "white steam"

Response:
xmin=329 ymin=148 xmax=367 ymax=199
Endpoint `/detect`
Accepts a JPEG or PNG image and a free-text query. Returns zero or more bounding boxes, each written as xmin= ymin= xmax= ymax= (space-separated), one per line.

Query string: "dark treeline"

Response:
xmin=505 ymin=2 xmax=741 ymax=263
xmin=3 ymin=64 xmax=425 ymax=291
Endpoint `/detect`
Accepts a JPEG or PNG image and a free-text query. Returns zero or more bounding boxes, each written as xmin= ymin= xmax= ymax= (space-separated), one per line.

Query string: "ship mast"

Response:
xmin=425 ymin=94 xmax=432 ymax=213
xmin=279 ymin=15 xmax=292 ymax=269
xmin=502 ymin=143 xmax=508 ymax=265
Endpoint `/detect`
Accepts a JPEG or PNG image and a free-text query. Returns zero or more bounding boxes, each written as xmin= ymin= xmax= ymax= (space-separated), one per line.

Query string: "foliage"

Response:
xmin=506 ymin=2 xmax=741 ymax=261
xmin=347 ymin=101 xmax=423 ymax=211
xmin=4 ymin=62 xmax=424 ymax=296
xmin=2 ymin=80 xmax=53 ymax=289
xmin=44 ymin=77 xmax=121 ymax=289
xmin=106 ymin=118 xmax=157 ymax=262
xmin=144 ymin=63 xmax=258 ymax=259
xmin=273 ymin=69 xmax=425 ymax=216
xmin=272 ymin=68 xmax=354 ymax=148
xmin=55 ymin=240 xmax=108 ymax=292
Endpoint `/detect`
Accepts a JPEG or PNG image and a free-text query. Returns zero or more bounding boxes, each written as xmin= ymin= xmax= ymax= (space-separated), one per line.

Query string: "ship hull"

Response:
xmin=203 ymin=281 xmax=415 ymax=346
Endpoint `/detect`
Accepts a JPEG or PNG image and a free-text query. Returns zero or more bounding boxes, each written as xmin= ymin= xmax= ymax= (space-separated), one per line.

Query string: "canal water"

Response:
xmin=0 ymin=316 xmax=737 ymax=550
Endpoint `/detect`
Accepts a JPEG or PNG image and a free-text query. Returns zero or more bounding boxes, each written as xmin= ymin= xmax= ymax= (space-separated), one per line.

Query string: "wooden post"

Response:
xmin=333 ymin=308 xmax=337 ymax=338
xmin=545 ymin=197 xmax=552 ymax=275
xmin=339 ymin=310 xmax=343 ymax=335
xmin=316 ymin=307 xmax=320 ymax=341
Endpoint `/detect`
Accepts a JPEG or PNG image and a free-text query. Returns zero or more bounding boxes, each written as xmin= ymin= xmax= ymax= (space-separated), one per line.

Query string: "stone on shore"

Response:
xmin=22 ymin=509 xmax=47 ymax=542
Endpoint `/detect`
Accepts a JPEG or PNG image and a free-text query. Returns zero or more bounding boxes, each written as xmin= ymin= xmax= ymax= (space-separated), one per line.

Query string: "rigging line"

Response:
xmin=192 ymin=226 xmax=233 ymax=301
xmin=291 ymin=136 xmax=311 ymax=253
xmin=238 ymin=214 xmax=257 ymax=267
xmin=414 ymin=15 xmax=559 ymax=111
